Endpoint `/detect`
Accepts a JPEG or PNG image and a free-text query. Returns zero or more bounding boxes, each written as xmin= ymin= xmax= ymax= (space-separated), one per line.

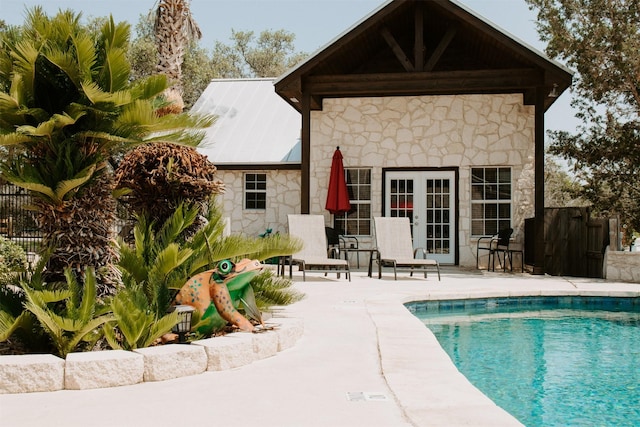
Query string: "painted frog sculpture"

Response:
xmin=174 ymin=258 xmax=263 ymax=333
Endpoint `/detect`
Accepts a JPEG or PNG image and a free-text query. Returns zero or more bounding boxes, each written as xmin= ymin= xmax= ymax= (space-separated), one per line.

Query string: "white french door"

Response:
xmin=385 ymin=170 xmax=456 ymax=264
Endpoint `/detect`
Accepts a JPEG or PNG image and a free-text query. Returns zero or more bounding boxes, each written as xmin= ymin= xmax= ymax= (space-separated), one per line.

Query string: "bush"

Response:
xmin=0 ymin=236 xmax=27 ymax=287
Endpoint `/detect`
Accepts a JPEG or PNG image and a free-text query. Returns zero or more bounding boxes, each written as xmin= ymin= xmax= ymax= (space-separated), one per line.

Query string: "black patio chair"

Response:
xmin=476 ymin=227 xmax=513 ymax=271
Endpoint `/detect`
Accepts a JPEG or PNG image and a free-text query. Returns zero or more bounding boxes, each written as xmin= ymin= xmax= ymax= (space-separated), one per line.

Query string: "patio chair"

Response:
xmin=325 ymin=226 xmax=360 ymax=265
xmin=372 ymin=217 xmax=440 ymax=280
xmin=287 ymin=215 xmax=350 ymax=281
xmin=476 ymin=227 xmax=513 ymax=271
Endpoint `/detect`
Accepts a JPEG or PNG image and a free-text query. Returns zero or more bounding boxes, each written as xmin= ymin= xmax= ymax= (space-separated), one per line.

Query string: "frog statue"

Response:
xmin=174 ymin=258 xmax=264 ymax=334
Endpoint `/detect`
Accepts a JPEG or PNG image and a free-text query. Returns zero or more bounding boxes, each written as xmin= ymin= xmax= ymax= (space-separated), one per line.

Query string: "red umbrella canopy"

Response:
xmin=325 ymin=147 xmax=351 ymax=214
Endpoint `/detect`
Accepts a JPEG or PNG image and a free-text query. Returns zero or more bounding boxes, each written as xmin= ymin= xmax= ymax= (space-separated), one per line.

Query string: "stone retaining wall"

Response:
xmin=604 ymin=247 xmax=640 ymax=283
xmin=0 ymin=317 xmax=303 ymax=394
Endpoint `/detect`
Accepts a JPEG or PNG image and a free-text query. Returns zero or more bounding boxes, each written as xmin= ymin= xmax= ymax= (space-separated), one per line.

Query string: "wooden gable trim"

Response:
xmin=303 ymin=68 xmax=544 ymax=97
xmin=381 ymin=27 xmax=415 ymax=72
xmin=424 ymin=26 xmax=457 ymax=72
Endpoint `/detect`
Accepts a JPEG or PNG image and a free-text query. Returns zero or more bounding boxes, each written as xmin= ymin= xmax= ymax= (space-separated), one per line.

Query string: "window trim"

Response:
xmin=334 ymin=167 xmax=372 ymax=236
xmin=471 ymin=166 xmax=512 ymax=237
xmin=244 ymin=172 xmax=267 ymax=211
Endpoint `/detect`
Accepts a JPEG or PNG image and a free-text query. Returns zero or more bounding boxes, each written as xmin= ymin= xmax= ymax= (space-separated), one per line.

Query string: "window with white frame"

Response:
xmin=244 ymin=173 xmax=266 ymax=210
xmin=334 ymin=168 xmax=371 ymax=235
xmin=471 ymin=167 xmax=511 ymax=236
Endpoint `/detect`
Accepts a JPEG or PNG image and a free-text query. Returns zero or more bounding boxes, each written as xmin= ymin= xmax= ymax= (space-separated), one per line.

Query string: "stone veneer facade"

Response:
xmin=309 ymin=93 xmax=536 ymax=267
xmin=216 ymin=93 xmax=537 ymax=267
xmin=217 ymin=169 xmax=301 ymax=237
xmin=604 ymin=248 xmax=640 ymax=283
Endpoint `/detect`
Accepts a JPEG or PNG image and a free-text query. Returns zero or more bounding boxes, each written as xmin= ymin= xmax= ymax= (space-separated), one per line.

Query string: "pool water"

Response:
xmin=409 ymin=298 xmax=640 ymax=427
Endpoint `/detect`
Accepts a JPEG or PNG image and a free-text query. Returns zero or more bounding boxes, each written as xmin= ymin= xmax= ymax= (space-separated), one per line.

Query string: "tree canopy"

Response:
xmin=128 ymin=12 xmax=307 ymax=110
xmin=526 ymin=0 xmax=640 ymax=242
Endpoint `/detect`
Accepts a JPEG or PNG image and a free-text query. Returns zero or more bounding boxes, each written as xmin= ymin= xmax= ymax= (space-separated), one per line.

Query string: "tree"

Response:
xmin=0 ymin=8 xmax=212 ymax=295
xmin=152 ymin=0 xmax=201 ymax=114
xmin=211 ymin=29 xmax=307 ymax=78
xmin=526 ymin=0 xmax=640 ymax=243
xmin=129 ymin=12 xmax=307 ymax=110
xmin=544 ymin=155 xmax=586 ymax=207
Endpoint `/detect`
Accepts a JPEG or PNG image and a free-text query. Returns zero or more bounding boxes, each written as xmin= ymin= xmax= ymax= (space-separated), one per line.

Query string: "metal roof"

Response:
xmin=191 ymin=78 xmax=301 ymax=165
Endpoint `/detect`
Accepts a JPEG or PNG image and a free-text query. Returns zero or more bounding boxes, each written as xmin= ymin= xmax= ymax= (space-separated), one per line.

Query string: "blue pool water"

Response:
xmin=408 ymin=297 xmax=640 ymax=427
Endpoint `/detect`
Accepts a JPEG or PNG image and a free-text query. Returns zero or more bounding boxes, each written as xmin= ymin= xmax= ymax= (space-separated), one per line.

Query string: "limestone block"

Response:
xmin=0 ymin=354 xmax=64 ymax=394
xmin=65 ymin=350 xmax=143 ymax=390
xmin=269 ymin=317 xmax=304 ymax=351
xmin=134 ymin=344 xmax=207 ymax=382
xmin=193 ymin=333 xmax=255 ymax=371
xmin=252 ymin=331 xmax=279 ymax=359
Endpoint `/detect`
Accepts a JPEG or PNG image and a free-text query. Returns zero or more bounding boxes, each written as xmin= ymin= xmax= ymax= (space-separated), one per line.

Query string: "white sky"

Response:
xmin=1 ymin=0 xmax=578 ymax=135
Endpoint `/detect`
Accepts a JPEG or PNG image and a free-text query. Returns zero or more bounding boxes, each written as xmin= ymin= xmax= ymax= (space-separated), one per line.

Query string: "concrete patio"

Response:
xmin=1 ymin=267 xmax=639 ymax=427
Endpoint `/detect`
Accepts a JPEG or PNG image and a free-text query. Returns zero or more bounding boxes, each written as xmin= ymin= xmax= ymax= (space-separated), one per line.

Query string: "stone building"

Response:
xmin=195 ymin=0 xmax=572 ymax=270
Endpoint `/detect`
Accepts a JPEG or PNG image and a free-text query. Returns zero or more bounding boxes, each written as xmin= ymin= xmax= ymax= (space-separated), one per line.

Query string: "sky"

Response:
xmin=1 ymin=0 xmax=579 ymax=135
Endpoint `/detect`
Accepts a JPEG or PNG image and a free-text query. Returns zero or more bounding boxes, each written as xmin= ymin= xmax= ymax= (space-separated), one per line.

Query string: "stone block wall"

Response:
xmin=604 ymin=247 xmax=640 ymax=283
xmin=217 ymin=169 xmax=301 ymax=237
xmin=310 ymin=94 xmax=536 ymax=266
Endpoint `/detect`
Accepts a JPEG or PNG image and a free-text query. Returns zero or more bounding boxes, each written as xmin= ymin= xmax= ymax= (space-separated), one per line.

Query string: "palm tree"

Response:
xmin=0 ymin=8 xmax=212 ymax=295
xmin=152 ymin=0 xmax=201 ymax=115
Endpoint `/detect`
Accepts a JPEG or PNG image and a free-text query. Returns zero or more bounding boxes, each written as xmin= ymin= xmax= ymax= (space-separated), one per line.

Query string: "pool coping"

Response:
xmin=366 ymin=287 xmax=640 ymax=427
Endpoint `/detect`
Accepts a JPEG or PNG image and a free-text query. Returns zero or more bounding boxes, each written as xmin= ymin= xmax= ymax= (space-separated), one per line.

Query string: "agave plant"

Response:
xmin=0 ymin=8 xmax=213 ymax=295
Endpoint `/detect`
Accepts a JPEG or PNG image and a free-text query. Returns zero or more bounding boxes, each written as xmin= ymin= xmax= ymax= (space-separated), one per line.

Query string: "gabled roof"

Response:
xmin=275 ymin=0 xmax=572 ymax=111
xmin=192 ymin=78 xmax=301 ymax=165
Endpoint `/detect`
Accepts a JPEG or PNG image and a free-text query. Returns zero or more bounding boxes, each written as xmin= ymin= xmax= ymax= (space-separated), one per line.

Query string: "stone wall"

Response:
xmin=604 ymin=247 xmax=640 ymax=283
xmin=309 ymin=94 xmax=536 ymax=266
xmin=217 ymin=169 xmax=301 ymax=237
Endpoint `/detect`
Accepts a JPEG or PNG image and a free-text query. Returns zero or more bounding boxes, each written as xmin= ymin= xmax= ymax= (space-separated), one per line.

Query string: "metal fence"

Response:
xmin=0 ymin=184 xmax=42 ymax=254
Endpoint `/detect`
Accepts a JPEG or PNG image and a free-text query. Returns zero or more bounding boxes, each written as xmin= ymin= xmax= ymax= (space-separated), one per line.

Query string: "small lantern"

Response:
xmin=169 ymin=305 xmax=195 ymax=343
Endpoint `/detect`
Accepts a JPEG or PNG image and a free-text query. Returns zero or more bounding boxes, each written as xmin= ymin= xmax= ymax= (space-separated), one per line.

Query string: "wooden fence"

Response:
xmin=525 ymin=207 xmax=610 ymax=278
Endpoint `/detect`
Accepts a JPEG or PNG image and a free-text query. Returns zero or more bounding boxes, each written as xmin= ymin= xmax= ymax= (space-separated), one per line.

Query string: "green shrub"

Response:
xmin=0 ymin=236 xmax=27 ymax=287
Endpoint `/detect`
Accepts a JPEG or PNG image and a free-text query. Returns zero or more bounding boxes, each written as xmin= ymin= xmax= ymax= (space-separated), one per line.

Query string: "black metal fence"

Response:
xmin=0 ymin=184 xmax=42 ymax=254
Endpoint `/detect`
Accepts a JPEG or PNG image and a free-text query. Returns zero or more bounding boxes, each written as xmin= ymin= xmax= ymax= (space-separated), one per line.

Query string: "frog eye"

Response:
xmin=217 ymin=259 xmax=233 ymax=276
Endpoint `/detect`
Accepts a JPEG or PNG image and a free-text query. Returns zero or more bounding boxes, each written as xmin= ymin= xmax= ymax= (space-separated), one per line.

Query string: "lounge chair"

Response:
xmin=372 ymin=217 xmax=440 ymax=280
xmin=287 ymin=215 xmax=351 ymax=281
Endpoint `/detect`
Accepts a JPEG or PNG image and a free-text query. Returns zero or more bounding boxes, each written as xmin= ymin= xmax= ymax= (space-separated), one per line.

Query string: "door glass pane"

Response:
xmin=424 ymin=176 xmax=452 ymax=256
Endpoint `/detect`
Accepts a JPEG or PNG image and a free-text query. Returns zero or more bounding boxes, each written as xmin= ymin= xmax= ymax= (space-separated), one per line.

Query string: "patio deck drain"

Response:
xmin=346 ymin=391 xmax=389 ymax=402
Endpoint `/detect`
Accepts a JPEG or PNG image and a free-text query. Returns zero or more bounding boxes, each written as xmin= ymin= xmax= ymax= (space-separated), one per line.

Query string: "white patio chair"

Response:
xmin=373 ymin=217 xmax=440 ymax=280
xmin=287 ymin=214 xmax=351 ymax=281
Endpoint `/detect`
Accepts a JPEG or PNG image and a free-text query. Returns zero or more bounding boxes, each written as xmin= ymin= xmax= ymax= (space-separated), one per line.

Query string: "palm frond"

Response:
xmin=130 ymin=74 xmax=168 ymax=100
xmin=81 ymin=81 xmax=132 ymax=107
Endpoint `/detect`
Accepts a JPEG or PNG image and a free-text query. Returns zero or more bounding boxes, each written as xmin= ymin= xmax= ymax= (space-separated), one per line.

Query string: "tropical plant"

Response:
xmin=5 ymin=266 xmax=114 ymax=357
xmin=152 ymin=0 xmax=201 ymax=114
xmin=116 ymin=199 xmax=302 ymax=337
xmin=103 ymin=284 xmax=179 ymax=351
xmin=0 ymin=8 xmax=213 ymax=294
xmin=114 ymin=142 xmax=223 ymax=236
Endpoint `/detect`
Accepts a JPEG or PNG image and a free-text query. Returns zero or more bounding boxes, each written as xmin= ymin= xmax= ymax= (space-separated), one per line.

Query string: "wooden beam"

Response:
xmin=381 ymin=27 xmax=415 ymax=72
xmin=424 ymin=26 xmax=457 ymax=72
xmin=305 ymin=69 xmax=544 ymax=96
xmin=414 ymin=2 xmax=424 ymax=72
xmin=301 ymin=90 xmax=311 ymax=214
xmin=533 ymin=87 xmax=545 ymax=274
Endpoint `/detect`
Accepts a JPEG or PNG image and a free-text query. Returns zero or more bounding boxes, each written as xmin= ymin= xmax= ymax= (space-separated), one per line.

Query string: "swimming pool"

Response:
xmin=407 ymin=296 xmax=640 ymax=427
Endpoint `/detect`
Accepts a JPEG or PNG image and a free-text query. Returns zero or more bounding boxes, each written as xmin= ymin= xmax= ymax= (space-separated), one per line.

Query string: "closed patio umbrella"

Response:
xmin=325 ymin=146 xmax=351 ymax=214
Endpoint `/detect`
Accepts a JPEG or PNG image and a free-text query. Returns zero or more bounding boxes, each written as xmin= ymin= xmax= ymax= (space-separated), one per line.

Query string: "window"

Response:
xmin=334 ymin=168 xmax=371 ymax=235
xmin=471 ymin=167 xmax=511 ymax=236
xmin=244 ymin=173 xmax=266 ymax=210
